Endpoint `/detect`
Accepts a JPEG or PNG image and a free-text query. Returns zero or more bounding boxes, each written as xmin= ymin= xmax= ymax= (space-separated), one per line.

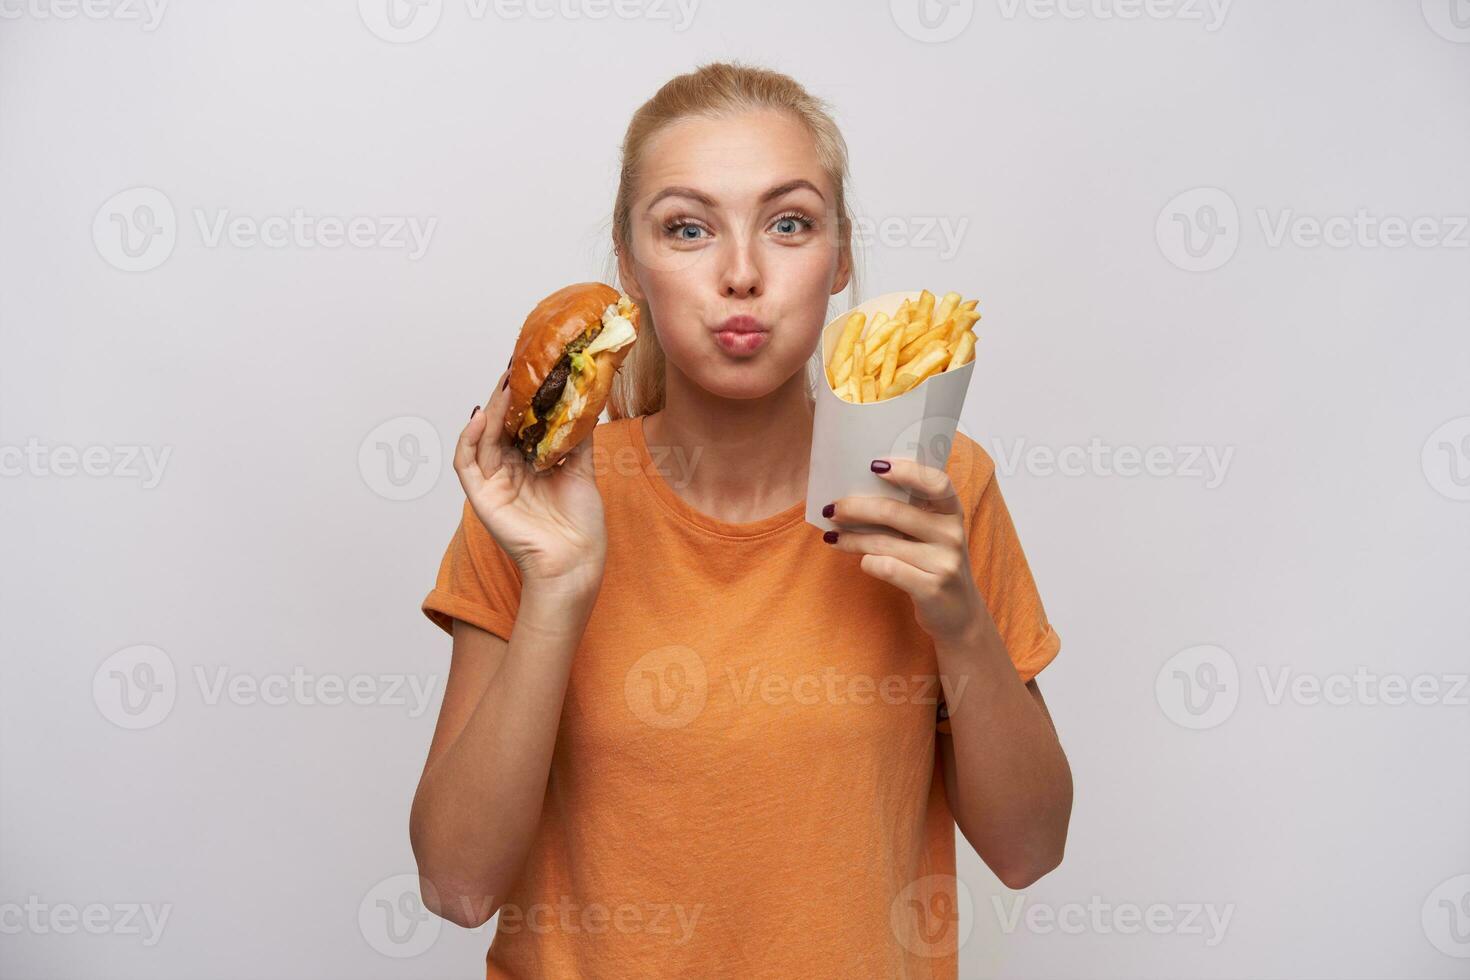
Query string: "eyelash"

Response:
xmin=662 ymin=209 xmax=816 ymax=239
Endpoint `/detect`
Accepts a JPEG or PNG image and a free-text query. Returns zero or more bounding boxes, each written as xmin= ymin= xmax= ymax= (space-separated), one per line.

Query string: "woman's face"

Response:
xmin=618 ymin=108 xmax=851 ymax=401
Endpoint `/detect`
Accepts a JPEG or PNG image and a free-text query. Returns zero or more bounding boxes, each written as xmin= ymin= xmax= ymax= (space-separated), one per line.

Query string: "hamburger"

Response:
xmin=503 ymin=282 xmax=640 ymax=471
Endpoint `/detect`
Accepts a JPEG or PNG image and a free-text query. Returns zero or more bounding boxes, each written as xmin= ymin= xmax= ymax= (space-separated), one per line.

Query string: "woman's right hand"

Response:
xmin=453 ymin=366 xmax=607 ymax=596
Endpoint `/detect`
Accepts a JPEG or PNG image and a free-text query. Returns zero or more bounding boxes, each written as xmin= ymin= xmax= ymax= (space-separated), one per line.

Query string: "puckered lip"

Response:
xmin=714 ymin=315 xmax=769 ymax=334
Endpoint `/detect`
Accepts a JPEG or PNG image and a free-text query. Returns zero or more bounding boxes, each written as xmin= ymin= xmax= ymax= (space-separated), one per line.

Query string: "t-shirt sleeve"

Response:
xmin=937 ymin=439 xmax=1061 ymax=733
xmin=421 ymin=499 xmax=523 ymax=642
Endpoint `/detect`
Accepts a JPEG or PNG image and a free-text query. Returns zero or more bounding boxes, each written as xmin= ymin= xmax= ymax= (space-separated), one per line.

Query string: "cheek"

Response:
xmin=640 ymin=276 xmax=699 ymax=355
xmin=769 ymin=247 xmax=839 ymax=341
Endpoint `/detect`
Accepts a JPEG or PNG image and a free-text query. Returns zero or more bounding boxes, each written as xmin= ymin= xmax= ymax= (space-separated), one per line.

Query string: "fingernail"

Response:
xmin=870 ymin=459 xmax=891 ymax=473
xmin=821 ymin=503 xmax=835 ymax=518
xmin=470 ymin=405 xmax=481 ymax=419
xmin=823 ymin=530 xmax=838 ymax=544
xmin=502 ymin=374 xmax=510 ymax=390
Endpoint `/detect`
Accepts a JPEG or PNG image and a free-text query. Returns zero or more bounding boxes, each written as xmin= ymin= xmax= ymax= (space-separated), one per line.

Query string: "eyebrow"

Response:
xmin=645 ymin=178 xmax=826 ymax=211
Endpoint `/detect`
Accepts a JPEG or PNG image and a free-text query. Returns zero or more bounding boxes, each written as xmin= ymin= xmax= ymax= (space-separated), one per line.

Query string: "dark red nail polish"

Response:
xmin=470 ymin=405 xmax=481 ymax=418
xmin=822 ymin=503 xmax=835 ymax=518
xmin=871 ymin=459 xmax=891 ymax=473
xmin=823 ymin=530 xmax=838 ymax=544
xmin=502 ymin=375 xmax=510 ymax=390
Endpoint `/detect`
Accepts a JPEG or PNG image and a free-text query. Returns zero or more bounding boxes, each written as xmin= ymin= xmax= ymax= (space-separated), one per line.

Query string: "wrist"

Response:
xmin=934 ymin=613 xmax=1007 ymax=672
xmin=520 ymin=573 xmax=602 ymax=628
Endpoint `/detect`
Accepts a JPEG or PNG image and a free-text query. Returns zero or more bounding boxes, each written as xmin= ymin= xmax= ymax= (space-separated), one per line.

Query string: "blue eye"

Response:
xmin=771 ymin=211 xmax=814 ymax=236
xmin=663 ymin=219 xmax=709 ymax=241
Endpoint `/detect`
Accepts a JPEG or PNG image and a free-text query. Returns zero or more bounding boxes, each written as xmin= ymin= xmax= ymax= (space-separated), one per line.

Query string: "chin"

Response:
xmin=701 ymin=361 xmax=807 ymax=400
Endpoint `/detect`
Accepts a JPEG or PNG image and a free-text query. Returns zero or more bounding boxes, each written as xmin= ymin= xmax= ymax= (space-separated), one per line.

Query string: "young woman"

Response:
xmin=411 ymin=62 xmax=1072 ymax=979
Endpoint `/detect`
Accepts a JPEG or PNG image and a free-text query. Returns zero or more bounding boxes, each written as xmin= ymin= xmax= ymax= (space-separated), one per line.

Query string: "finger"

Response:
xmin=829 ymin=494 xmax=961 ymax=546
xmin=454 ymin=408 xmax=489 ymax=498
xmin=478 ymin=367 xmax=514 ymax=476
xmin=826 ymin=527 xmax=953 ymax=575
xmin=856 ymin=551 xmax=936 ymax=595
xmin=869 ymin=457 xmax=962 ymax=515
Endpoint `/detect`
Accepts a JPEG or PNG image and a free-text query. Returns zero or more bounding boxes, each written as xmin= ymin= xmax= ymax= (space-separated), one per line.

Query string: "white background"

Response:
xmin=2 ymin=0 xmax=1468 ymax=977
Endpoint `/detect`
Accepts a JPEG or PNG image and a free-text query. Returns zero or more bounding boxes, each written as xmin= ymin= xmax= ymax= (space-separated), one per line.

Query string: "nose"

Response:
xmin=719 ymin=234 xmax=762 ymax=299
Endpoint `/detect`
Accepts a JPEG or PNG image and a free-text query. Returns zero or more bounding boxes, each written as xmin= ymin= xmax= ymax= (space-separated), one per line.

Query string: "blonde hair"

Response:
xmin=603 ymin=61 xmax=862 ymax=421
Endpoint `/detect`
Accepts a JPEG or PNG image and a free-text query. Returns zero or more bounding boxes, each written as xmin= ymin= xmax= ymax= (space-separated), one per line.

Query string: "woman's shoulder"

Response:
xmin=945 ymin=428 xmax=998 ymax=514
xmin=589 ymin=414 xmax=637 ymax=452
xmin=585 ymin=415 xmax=643 ymax=478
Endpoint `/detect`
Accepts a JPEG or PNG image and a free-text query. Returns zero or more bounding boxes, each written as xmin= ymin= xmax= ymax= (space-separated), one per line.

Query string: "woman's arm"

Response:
xmin=823 ymin=455 xmax=1072 ymax=888
xmin=936 ymin=622 xmax=1072 ymax=889
xmin=409 ymin=581 xmax=597 ymax=928
xmin=411 ymin=368 xmax=608 ymax=927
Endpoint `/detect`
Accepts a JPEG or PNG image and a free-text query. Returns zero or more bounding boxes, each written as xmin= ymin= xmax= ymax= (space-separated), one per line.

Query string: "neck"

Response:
xmin=641 ymin=365 xmax=815 ymax=523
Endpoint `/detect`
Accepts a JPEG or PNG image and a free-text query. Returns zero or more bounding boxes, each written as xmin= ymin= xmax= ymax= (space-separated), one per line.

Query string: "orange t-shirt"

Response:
xmin=421 ymin=413 xmax=1061 ymax=980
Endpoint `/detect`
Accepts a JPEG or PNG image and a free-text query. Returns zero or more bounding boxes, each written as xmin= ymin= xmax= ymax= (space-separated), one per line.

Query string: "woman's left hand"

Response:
xmin=821 ymin=457 xmax=990 ymax=646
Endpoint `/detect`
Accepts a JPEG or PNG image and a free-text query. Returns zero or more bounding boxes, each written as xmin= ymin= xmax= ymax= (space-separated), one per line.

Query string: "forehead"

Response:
xmin=637 ymin=108 xmax=831 ymax=206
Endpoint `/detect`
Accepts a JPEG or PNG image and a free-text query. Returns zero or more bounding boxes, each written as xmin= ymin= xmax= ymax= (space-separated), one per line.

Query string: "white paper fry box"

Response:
xmin=805 ymin=290 xmax=976 ymax=533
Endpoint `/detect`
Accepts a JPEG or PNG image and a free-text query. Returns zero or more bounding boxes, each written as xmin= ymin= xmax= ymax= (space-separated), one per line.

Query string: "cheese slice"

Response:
xmin=515 ymin=404 xmax=538 ymax=439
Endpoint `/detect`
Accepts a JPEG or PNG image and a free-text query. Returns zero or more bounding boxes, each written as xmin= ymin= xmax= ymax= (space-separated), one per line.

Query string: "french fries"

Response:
xmin=825 ymin=289 xmax=980 ymax=403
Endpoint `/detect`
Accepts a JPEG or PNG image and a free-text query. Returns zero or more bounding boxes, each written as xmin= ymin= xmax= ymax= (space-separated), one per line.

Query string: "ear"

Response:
xmin=615 ymin=242 xmax=646 ymax=305
xmin=830 ymin=242 xmax=852 ymax=297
